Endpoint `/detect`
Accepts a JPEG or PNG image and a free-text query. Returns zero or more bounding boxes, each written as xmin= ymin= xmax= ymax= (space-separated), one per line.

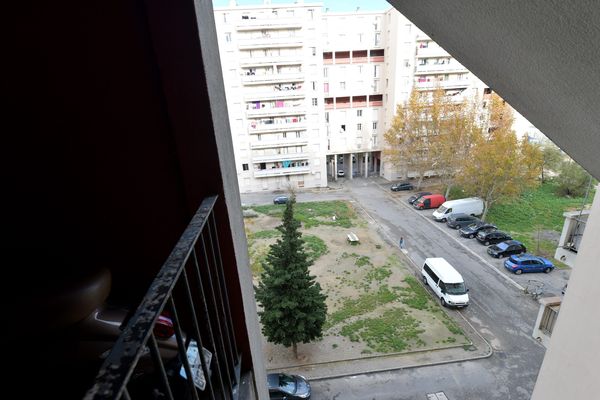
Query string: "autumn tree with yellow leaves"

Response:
xmin=457 ymin=95 xmax=542 ymax=220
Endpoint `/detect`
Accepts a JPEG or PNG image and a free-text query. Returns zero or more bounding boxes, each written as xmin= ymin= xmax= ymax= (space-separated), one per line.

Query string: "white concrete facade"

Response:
xmin=214 ymin=2 xmax=328 ymax=193
xmin=215 ymin=3 xmax=534 ymax=191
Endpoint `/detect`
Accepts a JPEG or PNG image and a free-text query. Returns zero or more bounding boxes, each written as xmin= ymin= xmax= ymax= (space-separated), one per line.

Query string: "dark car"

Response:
xmin=487 ymin=240 xmax=527 ymax=258
xmin=273 ymin=195 xmax=289 ymax=205
xmin=476 ymin=230 xmax=512 ymax=245
xmin=446 ymin=213 xmax=480 ymax=229
xmin=407 ymin=191 xmax=432 ymax=204
xmin=504 ymin=254 xmax=554 ymax=274
xmin=391 ymin=181 xmax=414 ymax=191
xmin=267 ymin=373 xmax=311 ymax=399
xmin=459 ymin=222 xmax=497 ymax=238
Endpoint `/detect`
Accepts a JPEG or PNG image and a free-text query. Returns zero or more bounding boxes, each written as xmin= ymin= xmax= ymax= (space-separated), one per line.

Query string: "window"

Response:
xmin=373 ymin=65 xmax=380 ymax=78
xmin=375 ymin=33 xmax=381 ymax=46
xmin=310 ymin=47 xmax=316 ymax=56
xmin=325 ymin=112 xmax=329 ymax=123
xmin=225 ymin=32 xmax=231 ymax=42
xmin=223 ymin=13 xmax=227 ymax=23
xmin=340 ymin=124 xmax=346 ymax=132
xmin=357 ymin=65 xmax=363 ymax=74
xmin=358 ymin=33 xmax=363 ymax=43
xmin=386 ymin=78 xmax=389 ymax=88
xmin=296 ymin=131 xmax=301 ymax=138
xmin=312 ymin=81 xmax=316 ymax=90
xmin=357 ymin=123 xmax=362 ymax=131
xmin=340 ymin=81 xmax=346 ymax=89
xmin=312 ymin=98 xmax=318 ymax=106
xmin=404 ymin=59 xmax=410 ymax=67
xmin=357 ymin=110 xmax=362 ymax=117
xmin=308 ymin=9 xmax=314 ymax=19
xmin=419 ymin=58 xmax=427 ymax=66
xmin=242 ymin=163 xmax=248 ymax=171
xmin=323 ymin=67 xmax=328 ymax=78
xmin=373 ymin=121 xmax=378 ymax=130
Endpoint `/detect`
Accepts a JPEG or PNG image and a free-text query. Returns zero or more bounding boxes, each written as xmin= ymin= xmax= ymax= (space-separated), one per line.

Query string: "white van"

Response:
xmin=421 ymin=257 xmax=469 ymax=307
xmin=432 ymin=197 xmax=484 ymax=222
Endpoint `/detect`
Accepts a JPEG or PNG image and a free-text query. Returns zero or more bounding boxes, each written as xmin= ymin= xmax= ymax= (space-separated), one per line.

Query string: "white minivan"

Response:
xmin=421 ymin=257 xmax=469 ymax=307
xmin=432 ymin=197 xmax=484 ymax=222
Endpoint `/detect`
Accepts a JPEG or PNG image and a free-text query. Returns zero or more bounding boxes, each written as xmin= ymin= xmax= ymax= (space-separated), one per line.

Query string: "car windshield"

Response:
xmin=437 ymin=206 xmax=448 ymax=213
xmin=466 ymin=223 xmax=480 ymax=230
xmin=446 ymin=282 xmax=467 ymax=295
xmin=497 ymin=242 xmax=509 ymax=250
xmin=278 ymin=374 xmax=297 ymax=394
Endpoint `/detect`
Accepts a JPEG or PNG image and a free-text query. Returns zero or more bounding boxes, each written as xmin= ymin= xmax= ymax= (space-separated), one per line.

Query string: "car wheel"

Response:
xmin=485 ymin=241 xmax=490 ymax=246
xmin=440 ymin=297 xmax=446 ymax=307
xmin=442 ymin=218 xmax=447 ymax=222
xmin=515 ymin=269 xmax=523 ymax=275
xmin=544 ymin=267 xmax=552 ymax=273
xmin=422 ymin=276 xmax=428 ymax=285
xmin=469 ymin=234 xmax=474 ymax=239
xmin=500 ymin=253 xmax=505 ymax=258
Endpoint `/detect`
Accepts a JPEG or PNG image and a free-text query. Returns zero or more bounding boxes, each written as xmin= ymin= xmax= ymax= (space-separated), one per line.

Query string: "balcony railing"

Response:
xmin=249 ymin=122 xmax=307 ymax=134
xmin=246 ymin=106 xmax=306 ymax=118
xmin=238 ymin=37 xmax=303 ymax=50
xmin=254 ymin=165 xmax=310 ymax=177
xmin=415 ymin=79 xmax=470 ymax=90
xmin=239 ymin=55 xmax=303 ymax=67
xmin=414 ymin=64 xmax=468 ymax=74
xmin=241 ymin=73 xmax=304 ymax=85
xmin=236 ymin=18 xmax=303 ymax=31
xmin=85 ymin=196 xmax=241 ymax=399
xmin=416 ymin=46 xmax=450 ymax=58
xmin=251 ymin=153 xmax=308 ymax=163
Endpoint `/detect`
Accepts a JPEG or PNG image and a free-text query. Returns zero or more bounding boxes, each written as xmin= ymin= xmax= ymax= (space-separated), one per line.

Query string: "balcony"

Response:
xmin=250 ymin=138 xmax=308 ymax=149
xmin=85 ymin=196 xmax=243 ymax=399
xmin=239 ymin=55 xmax=303 ymax=67
xmin=246 ymin=106 xmax=306 ymax=118
xmin=416 ymin=46 xmax=450 ymax=58
xmin=415 ymin=79 xmax=470 ymax=90
xmin=237 ymin=36 xmax=303 ymax=50
xmin=236 ymin=18 xmax=303 ymax=31
xmin=244 ymin=90 xmax=305 ymax=102
xmin=241 ymin=72 xmax=304 ymax=85
xmin=414 ymin=64 xmax=468 ymax=75
xmin=248 ymin=122 xmax=307 ymax=134
xmin=254 ymin=165 xmax=311 ymax=178
xmin=251 ymin=152 xmax=308 ymax=163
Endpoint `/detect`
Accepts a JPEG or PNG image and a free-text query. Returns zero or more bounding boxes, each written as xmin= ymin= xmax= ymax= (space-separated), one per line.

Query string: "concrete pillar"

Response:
xmin=349 ymin=153 xmax=353 ymax=180
xmin=364 ymin=152 xmax=369 ymax=178
xmin=334 ymin=154 xmax=338 ymax=181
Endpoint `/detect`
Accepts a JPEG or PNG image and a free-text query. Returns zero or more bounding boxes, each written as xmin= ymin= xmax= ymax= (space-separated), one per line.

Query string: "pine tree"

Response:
xmin=255 ymin=196 xmax=327 ymax=359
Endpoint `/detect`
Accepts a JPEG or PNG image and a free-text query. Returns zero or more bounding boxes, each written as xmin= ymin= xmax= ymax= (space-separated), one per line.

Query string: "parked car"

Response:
xmin=273 ymin=195 xmax=289 ymax=205
xmin=267 ymin=373 xmax=311 ymax=399
xmin=407 ymin=191 xmax=432 ymax=204
xmin=432 ymin=197 xmax=484 ymax=222
xmin=476 ymin=230 xmax=512 ymax=245
xmin=337 ymin=170 xmax=345 ymax=177
xmin=413 ymin=194 xmax=446 ymax=210
xmin=487 ymin=240 xmax=527 ymax=258
xmin=503 ymin=254 xmax=555 ymax=274
xmin=391 ymin=181 xmax=414 ymax=191
xmin=459 ymin=222 xmax=497 ymax=238
xmin=446 ymin=213 xmax=480 ymax=229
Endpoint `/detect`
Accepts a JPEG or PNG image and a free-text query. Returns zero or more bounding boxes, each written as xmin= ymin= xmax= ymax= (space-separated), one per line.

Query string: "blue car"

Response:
xmin=503 ymin=254 xmax=554 ymax=274
xmin=273 ymin=196 xmax=289 ymax=205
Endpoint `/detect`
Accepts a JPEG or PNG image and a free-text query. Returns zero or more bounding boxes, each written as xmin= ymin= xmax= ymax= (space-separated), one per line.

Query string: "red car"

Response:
xmin=413 ymin=194 xmax=446 ymax=210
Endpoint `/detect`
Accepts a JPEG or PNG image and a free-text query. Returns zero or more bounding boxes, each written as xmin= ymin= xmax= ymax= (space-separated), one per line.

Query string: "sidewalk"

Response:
xmin=268 ymin=307 xmax=492 ymax=381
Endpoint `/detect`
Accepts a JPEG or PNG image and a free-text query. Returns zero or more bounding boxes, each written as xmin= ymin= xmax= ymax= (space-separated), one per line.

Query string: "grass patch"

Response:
xmin=364 ymin=266 xmax=392 ymax=285
xmin=485 ymin=182 xmax=592 ymax=261
xmin=303 ymin=234 xmax=328 ymax=263
xmin=339 ymin=308 xmax=425 ymax=353
xmin=249 ymin=229 xmax=280 ymax=240
xmin=355 ymin=255 xmax=372 ymax=267
xmin=397 ymin=276 xmax=432 ymax=310
xmin=249 ymin=244 xmax=270 ymax=276
xmin=326 ymin=285 xmax=399 ymax=328
xmin=251 ymin=201 xmax=357 ymax=228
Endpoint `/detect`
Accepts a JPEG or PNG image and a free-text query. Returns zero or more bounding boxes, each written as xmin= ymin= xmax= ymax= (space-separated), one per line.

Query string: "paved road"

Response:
xmin=241 ymin=178 xmax=569 ymax=399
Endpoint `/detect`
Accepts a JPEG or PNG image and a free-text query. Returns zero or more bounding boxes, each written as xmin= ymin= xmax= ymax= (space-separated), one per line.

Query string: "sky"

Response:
xmin=212 ymin=0 xmax=392 ymax=12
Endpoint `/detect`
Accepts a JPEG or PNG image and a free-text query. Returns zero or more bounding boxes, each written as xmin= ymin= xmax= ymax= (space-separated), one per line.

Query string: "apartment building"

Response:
xmin=215 ymin=2 xmax=525 ymax=190
xmin=214 ymin=2 xmax=328 ymax=192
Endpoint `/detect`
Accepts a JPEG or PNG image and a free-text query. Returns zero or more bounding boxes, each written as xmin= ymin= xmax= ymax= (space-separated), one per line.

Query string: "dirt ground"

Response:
xmin=245 ymin=203 xmax=471 ymax=369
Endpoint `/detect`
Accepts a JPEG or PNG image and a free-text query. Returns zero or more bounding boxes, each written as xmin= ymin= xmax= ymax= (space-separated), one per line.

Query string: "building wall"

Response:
xmin=531 ymin=185 xmax=600 ymax=399
xmin=214 ymin=2 xmax=327 ymax=193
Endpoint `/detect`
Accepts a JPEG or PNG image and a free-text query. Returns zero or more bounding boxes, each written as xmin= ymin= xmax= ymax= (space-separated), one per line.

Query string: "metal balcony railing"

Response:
xmin=85 ymin=195 xmax=240 ymax=400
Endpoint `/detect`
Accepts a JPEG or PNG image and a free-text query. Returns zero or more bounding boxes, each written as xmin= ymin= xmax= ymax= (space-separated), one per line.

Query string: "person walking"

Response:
xmin=399 ymin=237 xmax=404 ymax=249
